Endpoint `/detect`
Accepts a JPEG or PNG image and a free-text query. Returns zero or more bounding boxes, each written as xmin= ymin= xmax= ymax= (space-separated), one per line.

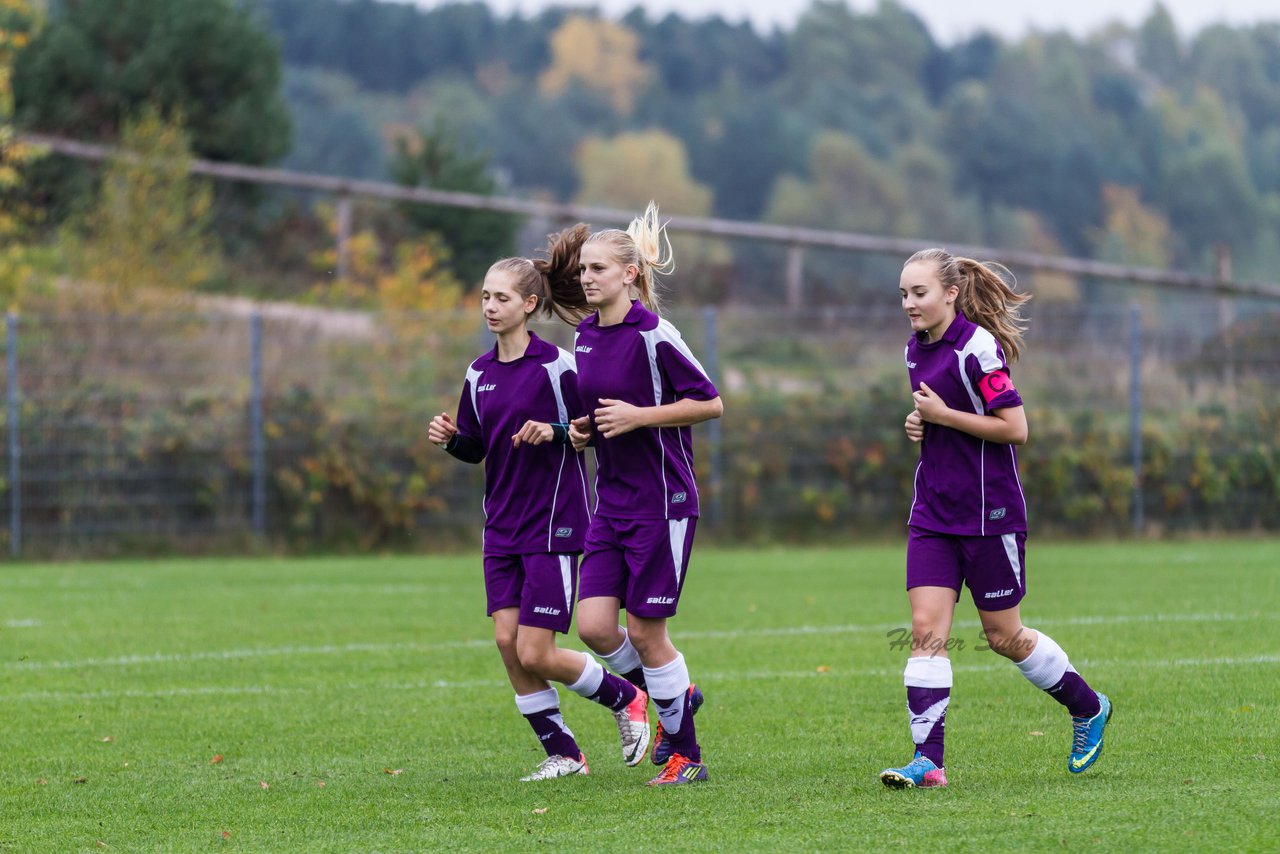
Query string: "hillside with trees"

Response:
xmin=250 ymin=0 xmax=1280 ymax=294
xmin=9 ymin=0 xmax=1280 ymax=306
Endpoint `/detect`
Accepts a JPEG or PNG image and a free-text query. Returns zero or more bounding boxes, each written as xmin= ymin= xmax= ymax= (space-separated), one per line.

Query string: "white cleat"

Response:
xmin=520 ymin=752 xmax=589 ymax=782
xmin=613 ymin=687 xmax=651 ymax=767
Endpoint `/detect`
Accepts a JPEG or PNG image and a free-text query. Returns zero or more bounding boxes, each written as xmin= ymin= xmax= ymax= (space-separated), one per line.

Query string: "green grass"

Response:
xmin=2 ymin=541 xmax=1278 ymax=852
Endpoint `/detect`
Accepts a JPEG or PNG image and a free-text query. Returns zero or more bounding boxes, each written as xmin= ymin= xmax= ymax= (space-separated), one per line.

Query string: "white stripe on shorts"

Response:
xmin=668 ymin=518 xmax=689 ymax=587
xmin=1001 ymin=533 xmax=1022 ymax=589
xmin=559 ymin=554 xmax=573 ymax=611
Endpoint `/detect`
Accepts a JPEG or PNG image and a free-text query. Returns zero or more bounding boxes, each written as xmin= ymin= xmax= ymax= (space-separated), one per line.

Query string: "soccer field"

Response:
xmin=2 ymin=541 xmax=1278 ymax=851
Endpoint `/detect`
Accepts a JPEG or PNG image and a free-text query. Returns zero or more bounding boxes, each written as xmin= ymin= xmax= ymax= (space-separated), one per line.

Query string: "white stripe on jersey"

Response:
xmin=953 ymin=325 xmax=1004 ymax=415
xmin=543 ymin=346 xmax=584 ymax=551
xmin=641 ymin=329 xmax=669 ymax=517
xmin=907 ymin=459 xmax=923 ymax=528
xmin=465 ymin=363 xmax=484 ymax=423
xmin=541 ymin=347 xmax=576 ymax=423
xmin=953 ymin=327 xmax=1005 ymax=534
xmin=639 ymin=320 xmax=710 ymax=520
xmin=642 ymin=318 xmax=711 ymax=381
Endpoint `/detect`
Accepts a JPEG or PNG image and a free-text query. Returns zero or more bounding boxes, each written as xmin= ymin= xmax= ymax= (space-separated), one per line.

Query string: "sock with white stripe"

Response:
xmin=514 ymin=688 xmax=580 ymax=759
xmin=565 ymin=652 xmax=638 ymax=712
xmin=1015 ymin=630 xmax=1101 ymax=718
xmin=600 ymin=629 xmax=646 ymax=690
xmin=645 ymin=653 xmax=700 ymax=762
xmin=904 ymin=656 xmax=951 ymax=768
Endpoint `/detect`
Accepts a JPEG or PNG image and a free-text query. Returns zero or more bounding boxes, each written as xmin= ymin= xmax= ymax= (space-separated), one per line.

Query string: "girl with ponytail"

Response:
xmin=427 ymin=229 xmax=651 ymax=783
xmin=879 ymin=248 xmax=1111 ymax=790
xmin=566 ymin=201 xmax=722 ymax=786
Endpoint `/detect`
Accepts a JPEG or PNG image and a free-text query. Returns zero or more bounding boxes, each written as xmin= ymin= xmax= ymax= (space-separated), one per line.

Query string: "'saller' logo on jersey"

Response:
xmin=671 ymin=492 xmax=688 ymax=504
xmin=477 ymin=383 xmax=497 ymax=392
xmin=646 ymin=596 xmax=675 ymax=605
xmin=575 ymin=345 xmax=592 ymax=353
xmin=554 ymin=527 xmax=573 ymax=538
xmin=988 ymin=507 xmax=1007 ymax=521
xmin=533 ymin=606 xmax=562 ymax=616
xmin=906 ymin=361 xmax=917 ymax=369
xmin=984 ymin=589 xmax=1014 ymax=599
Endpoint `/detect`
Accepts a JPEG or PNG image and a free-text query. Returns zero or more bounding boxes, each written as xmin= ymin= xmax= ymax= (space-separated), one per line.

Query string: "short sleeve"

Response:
xmin=657 ymin=343 xmax=718 ymax=400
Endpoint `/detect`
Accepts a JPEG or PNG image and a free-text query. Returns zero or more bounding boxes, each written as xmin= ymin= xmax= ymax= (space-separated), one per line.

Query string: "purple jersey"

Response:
xmin=905 ymin=311 xmax=1027 ymax=536
xmin=574 ymin=301 xmax=719 ymax=520
xmin=453 ymin=332 xmax=590 ymax=554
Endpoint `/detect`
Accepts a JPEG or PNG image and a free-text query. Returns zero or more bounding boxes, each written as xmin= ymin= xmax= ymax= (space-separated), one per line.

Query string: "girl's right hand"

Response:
xmin=568 ymin=415 xmax=593 ymax=452
xmin=905 ymin=409 xmax=924 ymax=443
xmin=429 ymin=412 xmax=458 ymax=446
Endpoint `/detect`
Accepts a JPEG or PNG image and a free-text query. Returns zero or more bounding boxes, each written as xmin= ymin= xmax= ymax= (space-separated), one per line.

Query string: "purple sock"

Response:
xmin=523 ymin=707 xmax=580 ymax=759
xmin=907 ymin=685 xmax=949 ymax=768
xmin=589 ymin=671 xmax=638 ymax=713
xmin=654 ymin=691 xmax=700 ymax=762
xmin=1047 ymin=671 xmax=1101 ymax=718
xmin=622 ymin=667 xmax=646 ymax=690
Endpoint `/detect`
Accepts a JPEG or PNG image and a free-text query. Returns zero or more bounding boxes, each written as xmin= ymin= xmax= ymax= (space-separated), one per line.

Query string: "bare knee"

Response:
xmin=494 ymin=624 xmax=519 ymax=662
xmin=578 ymin=617 xmax=621 ymax=655
xmin=983 ymin=625 xmax=1033 ymax=660
xmin=516 ymin=635 xmax=554 ymax=678
xmin=625 ymin=617 xmax=677 ymax=664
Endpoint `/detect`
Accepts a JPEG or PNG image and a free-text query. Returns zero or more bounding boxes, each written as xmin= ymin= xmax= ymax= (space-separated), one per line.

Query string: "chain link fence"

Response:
xmin=2 ymin=291 xmax=1277 ymax=557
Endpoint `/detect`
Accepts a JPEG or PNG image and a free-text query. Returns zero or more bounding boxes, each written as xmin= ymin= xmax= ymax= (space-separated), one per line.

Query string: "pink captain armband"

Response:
xmin=978 ymin=370 xmax=1015 ymax=404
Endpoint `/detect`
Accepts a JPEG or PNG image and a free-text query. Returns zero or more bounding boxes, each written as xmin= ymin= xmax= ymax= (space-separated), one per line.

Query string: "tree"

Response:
xmin=539 ymin=15 xmax=650 ymax=116
xmin=1089 ymin=184 xmax=1172 ymax=268
xmin=1137 ymin=3 xmax=1183 ymax=86
xmin=0 ymin=0 xmax=48 ymax=306
xmin=390 ymin=123 xmax=520 ymax=288
xmin=14 ymin=0 xmax=290 ymax=164
xmin=61 ymin=107 xmax=221 ymax=310
xmin=280 ymin=68 xmax=385 ymax=180
xmin=574 ymin=130 xmax=728 ymax=302
xmin=766 ymin=130 xmax=906 ymax=236
xmin=574 ymin=129 xmax=712 ymax=214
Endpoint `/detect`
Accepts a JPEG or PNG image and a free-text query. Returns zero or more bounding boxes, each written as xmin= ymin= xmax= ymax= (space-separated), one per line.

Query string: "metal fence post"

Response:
xmin=336 ymin=195 xmax=353 ymax=281
xmin=785 ymin=244 xmax=805 ymax=309
xmin=6 ymin=313 xmax=20 ymax=558
xmin=250 ymin=311 xmax=266 ymax=538
xmin=702 ymin=306 xmax=724 ymax=531
xmin=1129 ymin=304 xmax=1143 ymax=536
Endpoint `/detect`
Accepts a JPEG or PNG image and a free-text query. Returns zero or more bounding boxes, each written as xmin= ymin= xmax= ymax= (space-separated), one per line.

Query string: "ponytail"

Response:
xmin=486 ymin=224 xmax=591 ymax=326
xmin=584 ymin=200 xmax=675 ymax=315
xmin=534 ymin=223 xmax=591 ymax=324
xmin=905 ymin=248 xmax=1032 ymax=362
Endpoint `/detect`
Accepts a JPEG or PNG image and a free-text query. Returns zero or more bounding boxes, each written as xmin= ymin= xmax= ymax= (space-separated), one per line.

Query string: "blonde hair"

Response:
xmin=583 ymin=200 xmax=675 ymax=315
xmin=905 ymin=248 xmax=1032 ymax=362
xmin=487 ymin=224 xmax=591 ymax=325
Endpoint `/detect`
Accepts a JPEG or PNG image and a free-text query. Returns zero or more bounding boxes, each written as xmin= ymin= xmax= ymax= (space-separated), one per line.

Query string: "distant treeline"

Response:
xmin=254 ymin=0 xmax=1280 ymax=284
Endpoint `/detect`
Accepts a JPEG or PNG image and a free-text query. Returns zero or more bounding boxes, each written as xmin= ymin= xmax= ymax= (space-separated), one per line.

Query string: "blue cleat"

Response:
xmin=880 ymin=752 xmax=948 ymax=788
xmin=651 ymin=684 xmax=705 ymax=765
xmin=1069 ymin=692 xmax=1112 ymax=773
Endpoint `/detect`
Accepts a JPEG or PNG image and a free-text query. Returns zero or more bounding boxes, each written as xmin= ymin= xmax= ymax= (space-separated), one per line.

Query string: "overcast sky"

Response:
xmin=411 ymin=0 xmax=1278 ymax=41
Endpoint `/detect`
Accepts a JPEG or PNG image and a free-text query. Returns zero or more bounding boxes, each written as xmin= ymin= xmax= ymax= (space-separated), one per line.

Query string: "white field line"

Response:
xmin=5 ymin=655 xmax=1278 ymax=704
xmin=4 ymin=611 xmax=1272 ymax=673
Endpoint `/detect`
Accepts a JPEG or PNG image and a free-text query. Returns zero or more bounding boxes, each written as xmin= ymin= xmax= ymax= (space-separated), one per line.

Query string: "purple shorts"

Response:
xmin=483 ymin=553 xmax=578 ymax=633
xmin=578 ymin=516 xmax=697 ymax=618
xmin=906 ymin=526 xmax=1027 ymax=611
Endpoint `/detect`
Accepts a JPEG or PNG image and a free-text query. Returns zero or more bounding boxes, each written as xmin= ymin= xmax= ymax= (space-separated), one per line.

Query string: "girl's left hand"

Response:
xmin=593 ymin=398 xmax=646 ymax=438
xmin=511 ymin=420 xmax=553 ymax=447
xmin=912 ymin=382 xmax=951 ymax=425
